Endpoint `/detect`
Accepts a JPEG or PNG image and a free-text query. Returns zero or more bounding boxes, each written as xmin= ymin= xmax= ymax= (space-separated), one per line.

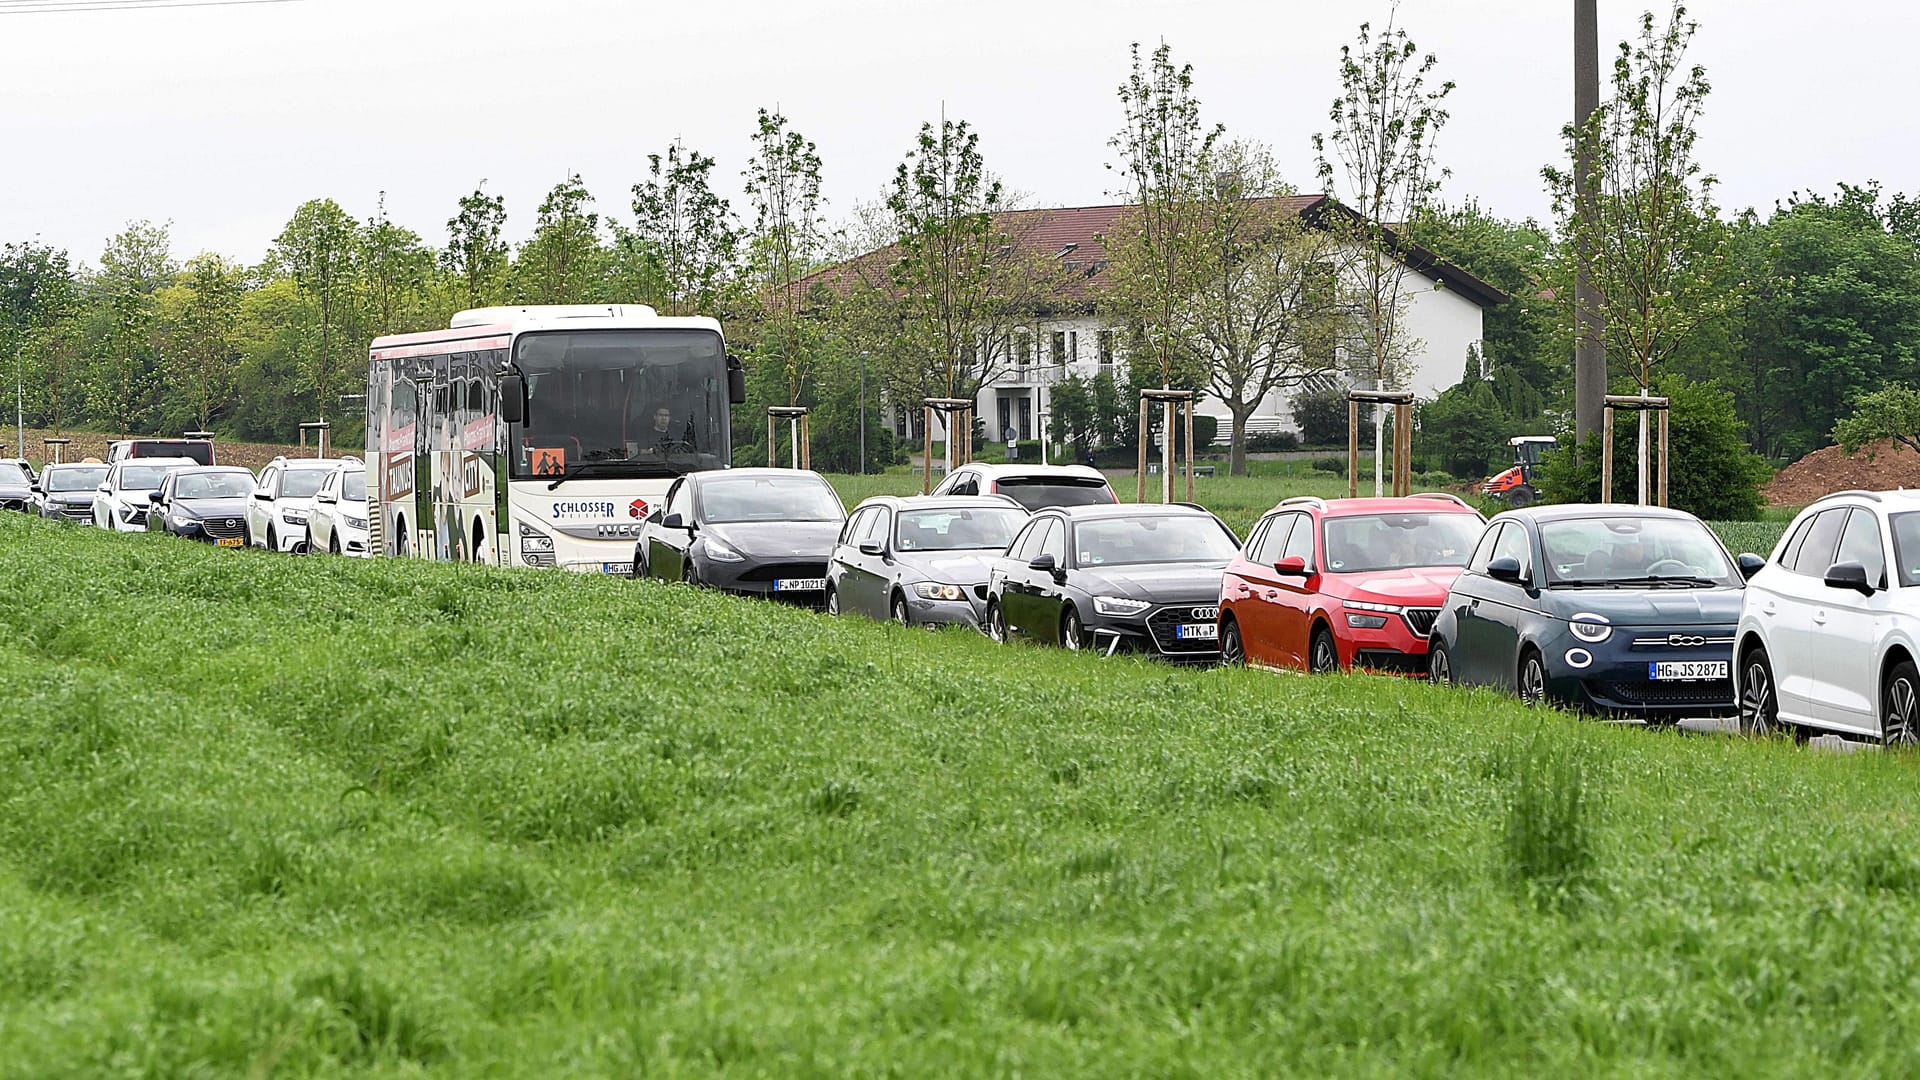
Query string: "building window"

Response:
xmin=1068 ymin=331 xmax=1078 ymax=363
xmin=1098 ymin=330 xmax=1115 ymax=367
xmin=1051 ymin=331 xmax=1066 ymax=367
xmin=1015 ymin=331 xmax=1032 ymax=366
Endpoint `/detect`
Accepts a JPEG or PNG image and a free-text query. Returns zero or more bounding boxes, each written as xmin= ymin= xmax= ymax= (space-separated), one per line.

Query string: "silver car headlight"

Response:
xmin=1569 ymin=612 xmax=1613 ymax=643
xmin=1093 ymin=595 xmax=1152 ymax=617
xmin=913 ymin=582 xmax=967 ymax=601
xmin=703 ymin=538 xmax=745 ymax=562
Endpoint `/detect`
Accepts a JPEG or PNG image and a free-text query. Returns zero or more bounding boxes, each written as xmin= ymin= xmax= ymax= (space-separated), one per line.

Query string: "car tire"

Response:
xmin=1518 ymin=647 xmax=1548 ymax=706
xmin=891 ymin=593 xmax=911 ymax=627
xmin=1062 ymin=607 xmax=1084 ymax=651
xmin=682 ymin=561 xmax=698 ymax=588
xmin=986 ymin=600 xmax=1008 ymax=644
xmin=1220 ymin=618 xmax=1246 ymax=667
xmin=1883 ymin=659 xmax=1920 ymax=749
xmin=330 ymin=532 xmax=341 ymax=556
xmin=825 ymin=585 xmax=841 ymax=616
xmin=1429 ymin=638 xmax=1454 ymax=687
xmin=267 ymin=525 xmax=278 ymax=553
xmin=1738 ymin=645 xmax=1785 ymax=739
xmin=1309 ymin=626 xmax=1339 ymax=674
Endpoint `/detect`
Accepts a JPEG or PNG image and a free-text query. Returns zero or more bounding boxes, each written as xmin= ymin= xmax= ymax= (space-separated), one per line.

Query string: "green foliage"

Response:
xmin=1418 ymin=376 xmax=1511 ymax=478
xmin=744 ymin=108 xmax=827 ymax=405
xmin=1292 ymin=383 xmax=1373 ymax=448
xmin=514 ymin=173 xmax=608 ymax=305
xmin=1834 ymin=384 xmax=1920 ymax=457
xmin=1499 ymin=742 xmax=1598 ymax=913
xmin=443 ymin=180 xmax=509 ymax=310
xmin=1537 ymin=374 xmax=1771 ymax=519
xmin=1311 ymin=456 xmax=1346 ymax=476
xmin=623 ymin=143 xmax=742 ymax=317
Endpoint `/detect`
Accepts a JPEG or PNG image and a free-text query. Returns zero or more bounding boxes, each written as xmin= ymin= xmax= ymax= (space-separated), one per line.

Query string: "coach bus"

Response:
xmin=366 ymin=304 xmax=745 ymax=571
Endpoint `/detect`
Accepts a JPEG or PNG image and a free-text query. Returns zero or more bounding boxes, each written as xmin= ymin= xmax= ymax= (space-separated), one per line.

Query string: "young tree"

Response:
xmin=1544 ymin=2 xmax=1744 ymax=503
xmin=0 ymin=242 xmax=77 ymax=447
xmin=1110 ymin=41 xmax=1222 ymax=498
xmin=361 ymin=193 xmax=433 ymax=334
xmin=518 ymin=173 xmax=607 ymax=304
xmin=625 ymin=142 xmax=743 ymax=316
xmin=444 ymin=181 xmax=509 ymax=310
xmin=1314 ymin=4 xmax=1453 ymax=495
xmin=273 ymin=199 xmax=360 ymax=429
xmin=744 ymin=108 xmax=827 ymax=406
xmin=90 ymin=221 xmax=177 ymax=437
xmin=1834 ymin=386 xmax=1920 ymax=458
xmin=161 ymin=252 xmax=247 ymax=432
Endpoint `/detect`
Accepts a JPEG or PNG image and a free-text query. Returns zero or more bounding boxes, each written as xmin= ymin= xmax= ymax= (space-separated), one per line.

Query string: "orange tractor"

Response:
xmin=1482 ymin=435 xmax=1557 ymax=507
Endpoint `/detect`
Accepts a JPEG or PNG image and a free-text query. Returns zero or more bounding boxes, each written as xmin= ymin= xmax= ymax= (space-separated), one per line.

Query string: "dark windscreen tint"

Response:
xmin=993 ymin=477 xmax=1116 ymax=511
xmin=132 ymin=441 xmax=213 ymax=465
xmin=175 ymin=473 xmax=253 ymax=499
xmin=699 ymin=477 xmax=844 ymax=523
xmin=45 ymin=466 xmax=108 ymax=492
xmin=1073 ymin=514 xmax=1239 ymax=567
xmin=512 ymin=328 xmax=729 ymax=480
xmin=1539 ymin=516 xmax=1738 ymax=584
xmin=896 ymin=507 xmax=1027 ymax=552
xmin=1321 ymin=513 xmax=1484 ymax=573
xmin=343 ymin=472 xmax=367 ymax=502
xmin=281 ymin=470 xmax=329 ymax=499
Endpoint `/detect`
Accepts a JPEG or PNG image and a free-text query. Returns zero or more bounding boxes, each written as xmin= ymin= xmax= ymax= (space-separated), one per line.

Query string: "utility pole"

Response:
xmin=15 ymin=345 xmax=24 ymax=460
xmin=859 ymin=351 xmax=868 ymax=475
xmin=1573 ymin=0 xmax=1606 ymax=448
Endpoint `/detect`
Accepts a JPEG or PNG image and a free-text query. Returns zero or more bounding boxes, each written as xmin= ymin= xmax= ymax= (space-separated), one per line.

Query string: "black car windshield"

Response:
xmin=282 ymin=470 xmax=329 ymax=499
xmin=512 ymin=328 xmax=729 ymax=481
xmin=176 ymin=473 xmax=252 ymax=499
xmin=343 ymin=472 xmax=367 ymax=502
xmin=46 ymin=467 xmax=108 ymax=492
xmin=1322 ymin=513 xmax=1484 ymax=573
xmin=699 ymin=476 xmax=843 ymax=523
xmin=1073 ymin=514 xmax=1238 ymax=567
xmin=994 ymin=477 xmax=1115 ymax=511
xmin=897 ymin=507 xmax=1027 ymax=551
xmin=120 ymin=464 xmax=188 ymax=490
xmin=1540 ymin=516 xmax=1738 ymax=585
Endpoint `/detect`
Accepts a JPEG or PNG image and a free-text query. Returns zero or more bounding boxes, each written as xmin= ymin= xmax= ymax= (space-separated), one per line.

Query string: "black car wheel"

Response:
xmin=267 ymin=525 xmax=278 ymax=553
xmin=891 ymin=593 xmax=911 ymax=626
xmin=1429 ymin=639 xmax=1454 ymax=687
xmin=1518 ymin=648 xmax=1548 ymax=706
xmin=1739 ymin=646 xmax=1784 ymax=739
xmin=1220 ymin=618 xmax=1246 ymax=667
xmin=1309 ymin=627 xmax=1339 ymax=674
xmin=825 ymin=585 xmax=841 ymax=616
xmin=329 ymin=531 xmax=341 ymax=556
xmin=986 ymin=600 xmax=1008 ymax=644
xmin=1883 ymin=660 xmax=1920 ymax=749
xmin=682 ymin=561 xmax=699 ymax=587
xmin=1062 ymin=607 xmax=1084 ymax=651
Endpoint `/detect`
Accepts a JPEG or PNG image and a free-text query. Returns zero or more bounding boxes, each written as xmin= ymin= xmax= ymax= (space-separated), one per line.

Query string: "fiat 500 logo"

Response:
xmin=1667 ymin=634 xmax=1705 ymax=647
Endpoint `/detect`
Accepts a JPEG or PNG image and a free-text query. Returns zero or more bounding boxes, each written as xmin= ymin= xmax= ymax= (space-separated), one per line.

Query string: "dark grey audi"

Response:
xmin=984 ymin=503 xmax=1239 ymax=662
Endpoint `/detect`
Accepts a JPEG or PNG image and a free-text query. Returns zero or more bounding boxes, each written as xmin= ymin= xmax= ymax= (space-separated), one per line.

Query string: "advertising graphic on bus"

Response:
xmin=365 ymin=304 xmax=746 ymax=572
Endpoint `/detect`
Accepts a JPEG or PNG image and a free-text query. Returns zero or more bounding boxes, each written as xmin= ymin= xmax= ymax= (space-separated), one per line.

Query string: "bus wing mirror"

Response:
xmin=499 ymin=375 xmax=526 ymax=424
xmin=727 ymin=354 xmax=746 ymax=405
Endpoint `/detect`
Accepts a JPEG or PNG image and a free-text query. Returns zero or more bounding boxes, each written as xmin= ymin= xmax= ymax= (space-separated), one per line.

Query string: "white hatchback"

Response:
xmin=247 ymin=456 xmax=345 ymax=553
xmin=1735 ymin=490 xmax=1920 ymax=745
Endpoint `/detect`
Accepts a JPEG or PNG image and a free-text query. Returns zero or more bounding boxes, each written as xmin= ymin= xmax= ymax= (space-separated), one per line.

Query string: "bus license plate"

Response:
xmin=1650 ymin=660 xmax=1727 ymax=681
xmin=1177 ymin=623 xmax=1218 ymax=641
xmin=774 ymin=578 xmax=825 ymax=593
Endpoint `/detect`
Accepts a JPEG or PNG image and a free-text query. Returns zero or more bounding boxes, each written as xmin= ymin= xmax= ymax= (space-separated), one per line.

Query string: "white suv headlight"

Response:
xmin=913 ymin=582 xmax=966 ymax=601
xmin=282 ymin=508 xmax=309 ymax=525
xmin=1569 ymin=613 xmax=1612 ymax=643
xmin=1093 ymin=595 xmax=1152 ymax=617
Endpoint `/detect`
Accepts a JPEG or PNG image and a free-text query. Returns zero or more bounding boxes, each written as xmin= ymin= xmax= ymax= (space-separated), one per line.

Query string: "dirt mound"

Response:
xmin=1764 ymin=439 xmax=1920 ymax=507
xmin=13 ymin=428 xmax=313 ymax=473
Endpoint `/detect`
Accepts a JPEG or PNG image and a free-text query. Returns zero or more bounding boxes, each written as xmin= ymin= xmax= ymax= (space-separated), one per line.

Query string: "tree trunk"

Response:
xmin=1228 ymin=405 xmax=1252 ymax=477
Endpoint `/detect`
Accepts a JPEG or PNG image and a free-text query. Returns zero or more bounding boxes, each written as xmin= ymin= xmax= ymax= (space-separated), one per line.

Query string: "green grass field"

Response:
xmin=0 ymin=512 xmax=1904 ymax=1075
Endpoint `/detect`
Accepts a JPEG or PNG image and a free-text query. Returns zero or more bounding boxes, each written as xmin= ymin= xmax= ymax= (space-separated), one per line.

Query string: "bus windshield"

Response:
xmin=510 ymin=328 xmax=728 ymax=481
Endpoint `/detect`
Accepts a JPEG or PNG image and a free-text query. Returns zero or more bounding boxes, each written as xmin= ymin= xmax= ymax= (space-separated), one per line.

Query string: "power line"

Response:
xmin=0 ymin=0 xmax=302 ymax=14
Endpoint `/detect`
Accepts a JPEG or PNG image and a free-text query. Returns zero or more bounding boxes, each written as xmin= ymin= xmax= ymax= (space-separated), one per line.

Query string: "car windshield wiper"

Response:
xmin=546 ymin=461 xmax=677 ymax=490
xmin=1643 ymin=574 xmax=1720 ymax=587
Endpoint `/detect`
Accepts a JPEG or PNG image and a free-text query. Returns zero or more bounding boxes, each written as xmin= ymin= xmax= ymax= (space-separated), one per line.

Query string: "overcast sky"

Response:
xmin=3 ymin=0 xmax=1913 ymax=267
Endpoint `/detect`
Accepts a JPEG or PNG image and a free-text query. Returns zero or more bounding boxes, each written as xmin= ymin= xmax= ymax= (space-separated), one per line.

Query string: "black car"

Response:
xmin=634 ymin=468 xmax=847 ymax=602
xmin=145 ymin=466 xmax=256 ymax=545
xmin=1428 ymin=504 xmax=1747 ymax=719
xmin=984 ymin=503 xmax=1241 ymax=661
xmin=33 ymin=463 xmax=110 ymax=522
xmin=0 ymin=461 xmax=33 ymax=513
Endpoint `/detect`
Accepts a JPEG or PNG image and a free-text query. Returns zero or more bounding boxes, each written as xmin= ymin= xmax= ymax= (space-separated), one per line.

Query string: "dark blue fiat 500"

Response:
xmin=1429 ymin=505 xmax=1755 ymax=720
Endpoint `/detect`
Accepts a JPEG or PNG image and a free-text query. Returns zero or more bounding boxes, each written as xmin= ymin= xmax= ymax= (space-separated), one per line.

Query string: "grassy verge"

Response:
xmin=0 ymin=514 xmax=1900 ymax=1075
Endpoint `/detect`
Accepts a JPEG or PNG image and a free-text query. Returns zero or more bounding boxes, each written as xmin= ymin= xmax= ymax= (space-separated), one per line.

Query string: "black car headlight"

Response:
xmin=1093 ymin=595 xmax=1151 ymax=617
xmin=702 ymin=537 xmax=745 ymax=562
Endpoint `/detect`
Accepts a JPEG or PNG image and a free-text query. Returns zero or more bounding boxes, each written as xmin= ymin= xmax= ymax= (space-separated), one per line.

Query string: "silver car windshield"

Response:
xmin=896 ymin=507 xmax=1027 ymax=552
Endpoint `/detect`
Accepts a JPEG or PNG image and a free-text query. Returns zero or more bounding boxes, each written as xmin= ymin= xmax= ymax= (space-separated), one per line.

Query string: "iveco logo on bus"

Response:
xmin=551 ymin=500 xmax=619 ymax=520
xmin=596 ymin=523 xmax=645 ymax=538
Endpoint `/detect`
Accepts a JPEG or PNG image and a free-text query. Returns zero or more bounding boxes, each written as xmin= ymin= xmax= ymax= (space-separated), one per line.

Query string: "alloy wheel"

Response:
xmin=682 ymin=562 xmax=697 ymax=587
xmin=1885 ymin=662 xmax=1920 ymax=749
xmin=986 ymin=602 xmax=1008 ymax=644
xmin=825 ymin=587 xmax=841 ymax=616
xmin=1310 ymin=630 xmax=1338 ymax=674
xmin=1519 ymin=652 xmax=1547 ymax=706
xmin=892 ymin=595 xmax=911 ymax=626
xmin=1739 ymin=650 xmax=1780 ymax=738
xmin=1063 ymin=609 xmax=1084 ymax=651
xmin=1221 ymin=621 xmax=1245 ymax=667
xmin=1429 ymin=642 xmax=1453 ymax=687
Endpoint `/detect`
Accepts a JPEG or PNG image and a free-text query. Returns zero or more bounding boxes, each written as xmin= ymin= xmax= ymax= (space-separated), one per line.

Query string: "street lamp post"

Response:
xmin=14 ymin=343 xmax=24 ymax=460
xmin=859 ymin=351 xmax=869 ymax=476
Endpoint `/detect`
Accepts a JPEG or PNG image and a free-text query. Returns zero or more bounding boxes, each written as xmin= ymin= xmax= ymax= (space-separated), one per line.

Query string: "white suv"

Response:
xmin=929 ymin=463 xmax=1117 ymax=512
xmin=1735 ymin=490 xmax=1920 ymax=745
xmin=93 ymin=458 xmax=199 ymax=532
xmin=247 ymin=456 xmax=343 ymax=553
xmin=307 ymin=458 xmax=369 ymax=557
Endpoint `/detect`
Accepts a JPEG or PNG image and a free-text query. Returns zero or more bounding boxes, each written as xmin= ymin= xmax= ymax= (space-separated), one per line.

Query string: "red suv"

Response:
xmin=1219 ymin=494 xmax=1486 ymax=674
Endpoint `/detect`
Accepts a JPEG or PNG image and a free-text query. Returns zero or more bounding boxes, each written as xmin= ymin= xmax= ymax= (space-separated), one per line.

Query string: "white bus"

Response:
xmin=365 ymin=305 xmax=745 ymax=571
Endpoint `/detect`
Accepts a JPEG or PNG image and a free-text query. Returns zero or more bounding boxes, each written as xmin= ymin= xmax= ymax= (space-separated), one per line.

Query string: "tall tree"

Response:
xmin=160 ymin=253 xmax=247 ymax=432
xmin=744 ymin=108 xmax=827 ymax=406
xmin=1544 ymin=2 xmax=1744 ymax=502
xmin=90 ymin=221 xmax=176 ymax=437
xmin=518 ymin=173 xmax=606 ymax=304
xmin=0 ymin=242 xmax=77 ymax=446
xmin=360 ymin=193 xmax=433 ymax=334
xmin=444 ymin=181 xmax=509 ymax=311
xmin=626 ymin=142 xmax=742 ymax=316
xmin=273 ymin=199 xmax=360 ymax=428
xmin=1315 ymin=3 xmax=1453 ymax=495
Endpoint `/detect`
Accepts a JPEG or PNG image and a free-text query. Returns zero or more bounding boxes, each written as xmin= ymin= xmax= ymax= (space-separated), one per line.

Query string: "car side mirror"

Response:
xmin=1029 ymin=552 xmax=1067 ymax=583
xmin=662 ymin=512 xmax=688 ymax=531
xmin=1488 ymin=556 xmax=1525 ymax=584
xmin=726 ymin=354 xmax=747 ymax=405
xmin=1274 ymin=555 xmax=1309 ymax=576
xmin=499 ymin=374 xmax=526 ymax=425
xmin=858 ymin=540 xmax=885 ymax=557
xmin=1824 ymin=560 xmax=1874 ymax=596
xmin=316 ymin=492 xmax=336 ymax=505
xmin=253 ymin=491 xmax=271 ymax=501
xmin=1737 ymin=552 xmax=1766 ymax=580
xmin=147 ymin=491 xmax=162 ymax=503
